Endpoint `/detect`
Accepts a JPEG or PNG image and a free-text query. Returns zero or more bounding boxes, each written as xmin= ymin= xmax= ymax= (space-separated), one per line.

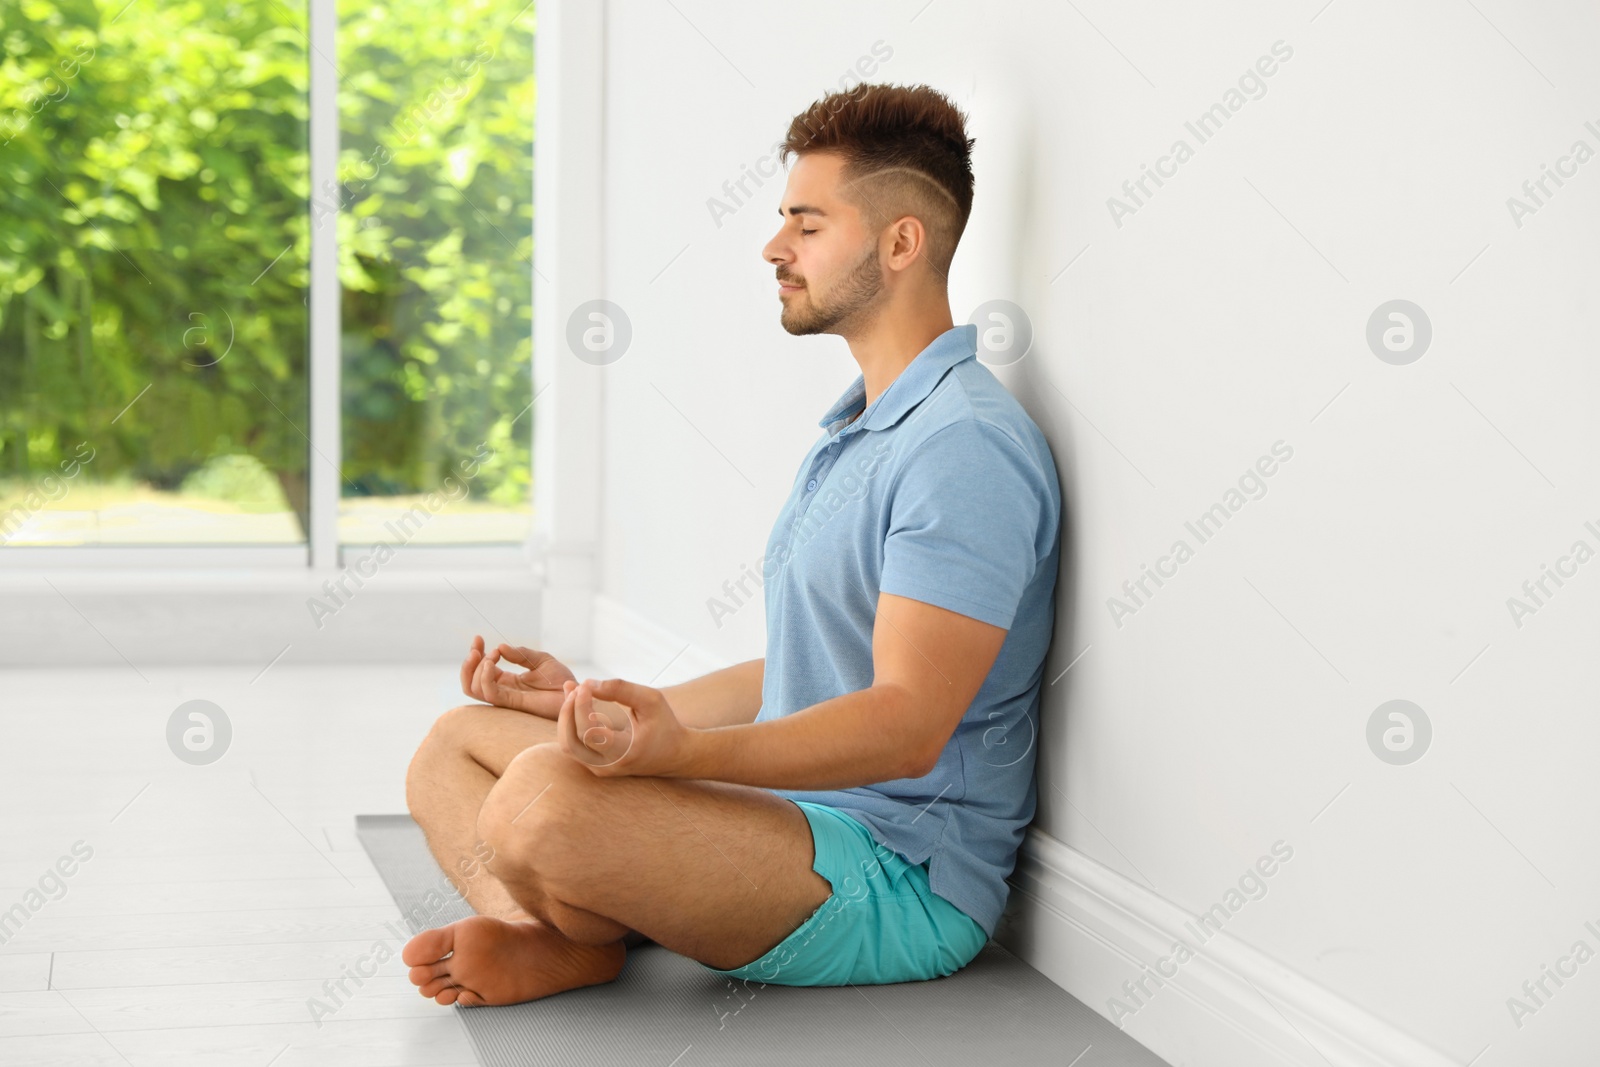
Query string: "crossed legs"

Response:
xmin=404 ymin=704 xmax=601 ymax=925
xmin=402 ymin=703 xmax=832 ymax=1005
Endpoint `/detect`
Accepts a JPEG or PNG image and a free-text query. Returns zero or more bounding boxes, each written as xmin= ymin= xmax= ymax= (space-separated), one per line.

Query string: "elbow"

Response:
xmin=899 ymin=742 xmax=939 ymax=781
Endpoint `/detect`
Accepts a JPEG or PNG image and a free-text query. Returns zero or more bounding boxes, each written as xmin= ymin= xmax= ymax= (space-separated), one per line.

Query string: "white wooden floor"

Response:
xmin=0 ymin=660 xmax=601 ymax=1067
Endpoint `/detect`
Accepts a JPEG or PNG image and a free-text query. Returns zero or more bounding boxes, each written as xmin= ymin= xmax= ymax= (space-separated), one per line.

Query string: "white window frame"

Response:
xmin=0 ymin=0 xmax=604 ymax=664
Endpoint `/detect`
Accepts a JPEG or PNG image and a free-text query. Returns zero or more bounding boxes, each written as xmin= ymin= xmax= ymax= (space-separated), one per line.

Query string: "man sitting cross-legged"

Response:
xmin=401 ymin=638 xmax=855 ymax=1004
xmin=402 ymin=81 xmax=1062 ymax=1005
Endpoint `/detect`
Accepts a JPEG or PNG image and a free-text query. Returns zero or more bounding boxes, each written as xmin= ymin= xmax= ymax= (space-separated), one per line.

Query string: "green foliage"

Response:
xmin=179 ymin=451 xmax=286 ymax=512
xmin=0 ymin=0 xmax=535 ymax=536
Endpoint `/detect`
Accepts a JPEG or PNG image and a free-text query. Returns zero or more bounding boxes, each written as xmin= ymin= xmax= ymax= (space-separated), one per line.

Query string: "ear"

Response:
xmin=884 ymin=215 xmax=928 ymax=273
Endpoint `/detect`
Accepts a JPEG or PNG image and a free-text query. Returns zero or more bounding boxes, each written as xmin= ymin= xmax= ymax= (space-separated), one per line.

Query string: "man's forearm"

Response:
xmin=679 ymin=686 xmax=928 ymax=790
xmin=658 ymin=658 xmax=765 ymax=730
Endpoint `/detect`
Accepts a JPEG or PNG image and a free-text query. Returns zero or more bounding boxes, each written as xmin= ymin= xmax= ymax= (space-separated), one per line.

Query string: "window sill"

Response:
xmin=0 ymin=562 xmax=548 ymax=668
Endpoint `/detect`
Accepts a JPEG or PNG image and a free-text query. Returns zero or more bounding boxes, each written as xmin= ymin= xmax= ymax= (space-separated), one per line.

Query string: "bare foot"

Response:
xmin=402 ymin=915 xmax=627 ymax=1006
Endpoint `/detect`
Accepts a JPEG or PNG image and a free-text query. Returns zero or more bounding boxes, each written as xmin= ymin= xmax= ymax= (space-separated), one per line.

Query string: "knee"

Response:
xmin=405 ymin=704 xmax=481 ymax=816
xmin=477 ymin=743 xmax=585 ymax=887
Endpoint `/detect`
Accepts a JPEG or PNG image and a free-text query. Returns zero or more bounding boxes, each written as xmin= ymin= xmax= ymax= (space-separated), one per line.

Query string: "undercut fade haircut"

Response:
xmin=779 ymin=83 xmax=975 ymax=279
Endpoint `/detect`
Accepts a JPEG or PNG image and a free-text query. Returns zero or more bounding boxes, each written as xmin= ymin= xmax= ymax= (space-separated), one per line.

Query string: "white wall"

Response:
xmin=594 ymin=2 xmax=1600 ymax=1063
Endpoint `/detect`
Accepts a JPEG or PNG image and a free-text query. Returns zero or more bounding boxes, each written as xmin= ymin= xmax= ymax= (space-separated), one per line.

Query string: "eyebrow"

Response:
xmin=778 ymin=204 xmax=829 ymax=218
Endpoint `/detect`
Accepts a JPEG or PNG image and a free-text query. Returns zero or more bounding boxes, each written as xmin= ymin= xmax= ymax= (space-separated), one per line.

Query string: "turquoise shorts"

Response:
xmin=702 ymin=800 xmax=988 ymax=986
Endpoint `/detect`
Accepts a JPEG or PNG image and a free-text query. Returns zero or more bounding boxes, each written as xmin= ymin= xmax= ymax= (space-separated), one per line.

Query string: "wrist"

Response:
xmin=675 ymin=723 xmax=717 ymax=779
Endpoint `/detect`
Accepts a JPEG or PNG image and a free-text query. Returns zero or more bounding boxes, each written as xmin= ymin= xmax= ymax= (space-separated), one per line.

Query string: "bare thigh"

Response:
xmin=481 ymin=745 xmax=833 ymax=971
xmin=441 ymin=704 xmax=561 ymax=775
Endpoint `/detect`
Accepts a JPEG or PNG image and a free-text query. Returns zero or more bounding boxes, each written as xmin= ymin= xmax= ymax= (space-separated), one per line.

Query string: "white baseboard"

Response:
xmin=590 ymin=593 xmax=733 ymax=685
xmin=996 ymin=830 xmax=1461 ymax=1067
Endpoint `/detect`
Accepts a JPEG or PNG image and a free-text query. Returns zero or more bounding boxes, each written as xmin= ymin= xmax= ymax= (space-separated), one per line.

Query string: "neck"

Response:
xmin=844 ymin=289 xmax=955 ymax=409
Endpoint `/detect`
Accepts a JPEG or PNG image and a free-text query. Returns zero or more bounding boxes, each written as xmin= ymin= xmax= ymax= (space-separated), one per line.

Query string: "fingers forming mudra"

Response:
xmin=560 ymin=680 xmax=634 ymax=768
xmin=460 ymin=635 xmax=576 ymax=720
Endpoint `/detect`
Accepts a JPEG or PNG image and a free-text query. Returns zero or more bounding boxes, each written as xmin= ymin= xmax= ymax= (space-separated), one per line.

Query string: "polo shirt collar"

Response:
xmin=817 ymin=324 xmax=978 ymax=438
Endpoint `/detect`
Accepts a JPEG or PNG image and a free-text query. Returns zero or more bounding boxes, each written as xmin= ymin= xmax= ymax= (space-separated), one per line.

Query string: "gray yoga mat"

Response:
xmin=356 ymin=813 xmax=1170 ymax=1067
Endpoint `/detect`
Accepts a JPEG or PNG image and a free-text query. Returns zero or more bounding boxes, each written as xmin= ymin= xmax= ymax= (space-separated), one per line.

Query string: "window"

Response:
xmin=0 ymin=0 xmax=534 ymax=556
xmin=334 ymin=0 xmax=534 ymax=548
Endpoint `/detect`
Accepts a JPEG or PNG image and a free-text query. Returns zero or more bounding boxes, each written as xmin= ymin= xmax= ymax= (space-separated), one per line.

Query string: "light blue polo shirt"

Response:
xmin=754 ymin=323 xmax=1062 ymax=938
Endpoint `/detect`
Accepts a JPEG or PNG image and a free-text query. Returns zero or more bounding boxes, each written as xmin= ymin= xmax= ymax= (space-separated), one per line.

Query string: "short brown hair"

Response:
xmin=779 ymin=83 xmax=975 ymax=279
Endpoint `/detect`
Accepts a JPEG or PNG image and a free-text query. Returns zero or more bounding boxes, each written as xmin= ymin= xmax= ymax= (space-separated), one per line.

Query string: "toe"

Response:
xmin=402 ymin=925 xmax=455 ymax=968
xmin=408 ymin=960 xmax=451 ymax=987
xmin=420 ymin=976 xmax=462 ymax=999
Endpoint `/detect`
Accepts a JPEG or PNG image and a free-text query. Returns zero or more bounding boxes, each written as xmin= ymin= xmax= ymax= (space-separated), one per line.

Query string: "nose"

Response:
xmin=762 ymin=229 xmax=792 ymax=271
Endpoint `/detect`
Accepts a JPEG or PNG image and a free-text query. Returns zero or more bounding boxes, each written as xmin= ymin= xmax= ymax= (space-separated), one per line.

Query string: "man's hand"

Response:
xmin=556 ymin=678 xmax=697 ymax=779
xmin=460 ymin=635 xmax=577 ymax=721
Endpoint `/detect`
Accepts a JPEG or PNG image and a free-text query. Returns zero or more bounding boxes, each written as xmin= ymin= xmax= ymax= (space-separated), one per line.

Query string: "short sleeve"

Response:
xmin=879 ymin=421 xmax=1051 ymax=629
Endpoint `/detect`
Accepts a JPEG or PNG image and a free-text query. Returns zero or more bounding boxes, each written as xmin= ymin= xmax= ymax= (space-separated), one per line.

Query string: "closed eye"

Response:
xmin=801 ymin=229 xmax=816 ymax=236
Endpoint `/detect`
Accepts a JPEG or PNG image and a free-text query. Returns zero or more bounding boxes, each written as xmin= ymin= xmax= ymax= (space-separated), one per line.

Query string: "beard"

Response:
xmin=779 ymin=241 xmax=883 ymax=336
